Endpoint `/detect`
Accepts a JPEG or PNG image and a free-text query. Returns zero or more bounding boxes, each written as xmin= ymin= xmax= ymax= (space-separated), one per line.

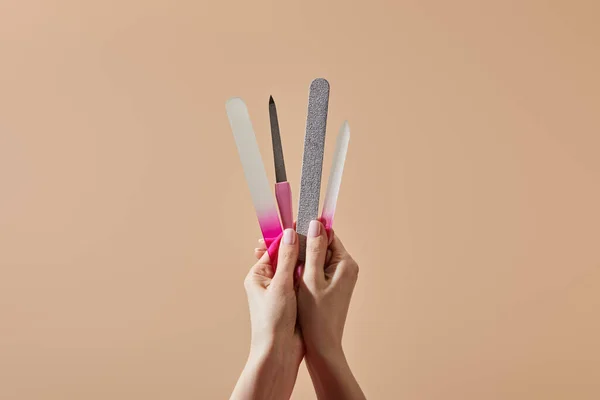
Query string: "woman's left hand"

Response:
xmin=231 ymin=229 xmax=304 ymax=400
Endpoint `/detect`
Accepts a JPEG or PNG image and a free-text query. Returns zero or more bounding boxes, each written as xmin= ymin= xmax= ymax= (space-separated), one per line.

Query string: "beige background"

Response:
xmin=1 ymin=1 xmax=599 ymax=399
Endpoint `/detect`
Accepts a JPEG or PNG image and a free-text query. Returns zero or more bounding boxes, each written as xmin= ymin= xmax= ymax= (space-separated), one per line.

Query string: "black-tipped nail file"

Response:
xmin=269 ymin=96 xmax=294 ymax=230
xmin=297 ymin=78 xmax=330 ymax=261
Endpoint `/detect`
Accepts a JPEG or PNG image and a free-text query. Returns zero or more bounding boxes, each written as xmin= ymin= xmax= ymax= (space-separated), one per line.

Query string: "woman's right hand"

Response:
xmin=297 ymin=220 xmax=365 ymax=400
xmin=296 ymin=220 xmax=359 ymax=359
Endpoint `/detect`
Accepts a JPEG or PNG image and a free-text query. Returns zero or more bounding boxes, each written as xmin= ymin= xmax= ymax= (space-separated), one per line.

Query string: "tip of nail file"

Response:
xmin=269 ymin=95 xmax=274 ymax=104
xmin=225 ymin=97 xmax=244 ymax=110
xmin=310 ymin=78 xmax=329 ymax=86
xmin=310 ymin=78 xmax=330 ymax=91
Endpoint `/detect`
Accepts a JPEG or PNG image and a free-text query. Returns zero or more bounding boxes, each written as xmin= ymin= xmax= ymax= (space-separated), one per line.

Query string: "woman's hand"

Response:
xmin=297 ymin=220 xmax=365 ymax=400
xmin=254 ymin=221 xmax=366 ymax=400
xmin=230 ymin=229 xmax=304 ymax=400
xmin=297 ymin=220 xmax=358 ymax=357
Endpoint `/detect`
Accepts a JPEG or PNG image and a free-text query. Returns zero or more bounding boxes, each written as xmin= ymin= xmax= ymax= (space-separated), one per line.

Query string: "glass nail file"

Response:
xmin=297 ymin=78 xmax=330 ymax=261
xmin=226 ymin=97 xmax=283 ymax=261
xmin=269 ymin=96 xmax=294 ymax=230
xmin=320 ymin=121 xmax=350 ymax=232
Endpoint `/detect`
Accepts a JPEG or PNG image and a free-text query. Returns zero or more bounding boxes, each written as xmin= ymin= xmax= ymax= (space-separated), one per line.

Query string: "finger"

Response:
xmin=323 ymin=230 xmax=334 ymax=278
xmin=256 ymin=246 xmax=271 ymax=265
xmin=323 ymin=249 xmax=334 ymax=280
xmin=244 ymin=252 xmax=274 ymax=291
xmin=247 ymin=260 xmax=273 ymax=279
xmin=254 ymin=238 xmax=268 ymax=259
xmin=303 ymin=220 xmax=328 ymax=286
xmin=254 ymin=248 xmax=266 ymax=260
xmin=272 ymin=229 xmax=299 ymax=289
xmin=327 ymin=228 xmax=335 ymax=246
xmin=331 ymin=235 xmax=359 ymax=284
xmin=332 ymin=257 xmax=359 ymax=286
xmin=329 ymin=233 xmax=348 ymax=262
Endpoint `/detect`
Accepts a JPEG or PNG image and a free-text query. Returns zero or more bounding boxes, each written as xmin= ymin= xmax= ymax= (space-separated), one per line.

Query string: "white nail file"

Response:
xmin=321 ymin=121 xmax=350 ymax=232
xmin=225 ymin=98 xmax=283 ymax=249
xmin=297 ymin=78 xmax=330 ymax=261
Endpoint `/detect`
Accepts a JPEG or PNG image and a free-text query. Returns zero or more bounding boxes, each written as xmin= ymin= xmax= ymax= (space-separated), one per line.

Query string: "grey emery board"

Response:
xmin=297 ymin=78 xmax=330 ymax=261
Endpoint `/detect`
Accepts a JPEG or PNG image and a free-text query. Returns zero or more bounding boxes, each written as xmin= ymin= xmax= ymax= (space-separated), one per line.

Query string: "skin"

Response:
xmin=231 ymin=220 xmax=366 ymax=400
xmin=230 ymin=228 xmax=304 ymax=400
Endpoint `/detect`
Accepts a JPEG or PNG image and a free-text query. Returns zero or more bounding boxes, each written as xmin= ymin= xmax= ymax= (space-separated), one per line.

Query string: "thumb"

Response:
xmin=271 ymin=229 xmax=299 ymax=290
xmin=302 ymin=220 xmax=328 ymax=287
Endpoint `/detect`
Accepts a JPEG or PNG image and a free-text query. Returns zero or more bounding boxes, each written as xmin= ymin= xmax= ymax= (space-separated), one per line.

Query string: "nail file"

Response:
xmin=321 ymin=121 xmax=350 ymax=232
xmin=226 ymin=97 xmax=283 ymax=264
xmin=297 ymin=78 xmax=330 ymax=261
xmin=269 ymin=96 xmax=294 ymax=230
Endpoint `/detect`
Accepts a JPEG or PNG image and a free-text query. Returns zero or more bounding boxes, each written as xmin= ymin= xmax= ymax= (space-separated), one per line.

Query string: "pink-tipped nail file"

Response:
xmin=226 ymin=97 xmax=283 ymax=265
xmin=297 ymin=78 xmax=330 ymax=261
xmin=321 ymin=121 xmax=350 ymax=233
xmin=268 ymin=96 xmax=294 ymax=230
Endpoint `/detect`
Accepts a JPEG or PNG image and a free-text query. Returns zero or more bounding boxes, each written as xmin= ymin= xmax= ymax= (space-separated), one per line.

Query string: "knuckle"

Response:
xmin=344 ymin=260 xmax=359 ymax=280
xmin=243 ymin=265 xmax=264 ymax=289
xmin=307 ymin=235 xmax=327 ymax=254
xmin=243 ymin=275 xmax=253 ymax=290
xmin=279 ymin=249 xmax=297 ymax=264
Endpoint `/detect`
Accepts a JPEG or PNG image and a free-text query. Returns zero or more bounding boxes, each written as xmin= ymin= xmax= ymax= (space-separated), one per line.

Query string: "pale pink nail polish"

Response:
xmin=283 ymin=228 xmax=296 ymax=245
xmin=308 ymin=220 xmax=321 ymax=237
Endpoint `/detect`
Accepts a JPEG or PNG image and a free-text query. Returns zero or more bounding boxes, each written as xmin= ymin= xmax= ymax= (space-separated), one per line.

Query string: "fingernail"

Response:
xmin=308 ymin=220 xmax=321 ymax=238
xmin=283 ymin=228 xmax=296 ymax=245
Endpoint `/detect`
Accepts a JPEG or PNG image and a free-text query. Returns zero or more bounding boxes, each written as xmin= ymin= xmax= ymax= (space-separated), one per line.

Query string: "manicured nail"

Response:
xmin=308 ymin=220 xmax=321 ymax=237
xmin=283 ymin=228 xmax=296 ymax=245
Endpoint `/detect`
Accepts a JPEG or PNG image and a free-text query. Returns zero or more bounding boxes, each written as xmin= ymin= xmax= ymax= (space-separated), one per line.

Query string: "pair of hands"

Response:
xmin=231 ymin=220 xmax=365 ymax=400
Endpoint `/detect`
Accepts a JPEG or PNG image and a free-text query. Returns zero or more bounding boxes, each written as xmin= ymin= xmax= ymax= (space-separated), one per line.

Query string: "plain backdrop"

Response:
xmin=1 ymin=1 xmax=599 ymax=399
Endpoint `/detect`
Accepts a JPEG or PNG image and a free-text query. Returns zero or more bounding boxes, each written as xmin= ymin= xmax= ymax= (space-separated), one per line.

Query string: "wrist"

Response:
xmin=305 ymin=340 xmax=344 ymax=362
xmin=247 ymin=344 xmax=283 ymax=370
xmin=238 ymin=339 xmax=299 ymax=400
xmin=305 ymin=344 xmax=347 ymax=371
xmin=305 ymin=346 xmax=366 ymax=400
xmin=249 ymin=336 xmax=293 ymax=365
